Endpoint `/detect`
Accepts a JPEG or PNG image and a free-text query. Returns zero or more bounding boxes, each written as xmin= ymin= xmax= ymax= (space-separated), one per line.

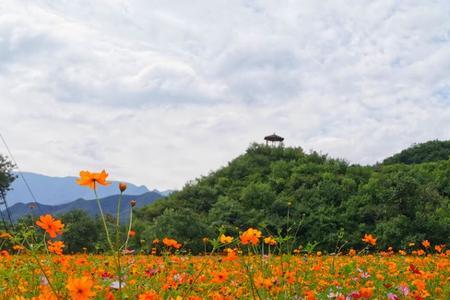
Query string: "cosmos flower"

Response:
xmin=240 ymin=228 xmax=262 ymax=245
xmin=48 ymin=240 xmax=65 ymax=255
xmin=66 ymin=277 xmax=96 ymax=300
xmin=36 ymin=215 xmax=64 ymax=238
xmin=264 ymin=236 xmax=277 ymax=246
xmin=162 ymin=238 xmax=182 ymax=249
xmin=76 ymin=170 xmax=110 ymax=190
xmin=362 ymin=234 xmax=377 ymax=246
xmin=219 ymin=234 xmax=233 ymax=244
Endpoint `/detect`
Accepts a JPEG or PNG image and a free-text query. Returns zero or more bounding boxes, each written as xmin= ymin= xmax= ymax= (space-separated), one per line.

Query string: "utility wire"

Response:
xmin=0 ymin=133 xmax=43 ymax=215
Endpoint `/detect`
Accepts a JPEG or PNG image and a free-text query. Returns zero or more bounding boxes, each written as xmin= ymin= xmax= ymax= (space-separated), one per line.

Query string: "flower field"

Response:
xmin=0 ymin=247 xmax=449 ymax=299
xmin=0 ymin=170 xmax=448 ymax=299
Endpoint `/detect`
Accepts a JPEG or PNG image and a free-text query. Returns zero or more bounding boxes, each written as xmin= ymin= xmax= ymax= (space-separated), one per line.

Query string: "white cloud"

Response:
xmin=0 ymin=0 xmax=449 ymax=189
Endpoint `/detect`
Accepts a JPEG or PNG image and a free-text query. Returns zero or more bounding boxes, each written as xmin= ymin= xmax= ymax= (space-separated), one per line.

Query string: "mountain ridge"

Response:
xmin=6 ymin=171 xmax=150 ymax=206
xmin=5 ymin=191 xmax=163 ymax=221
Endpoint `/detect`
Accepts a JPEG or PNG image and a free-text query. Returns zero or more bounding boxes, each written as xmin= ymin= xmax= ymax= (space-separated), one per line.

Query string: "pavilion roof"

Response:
xmin=264 ymin=133 xmax=284 ymax=142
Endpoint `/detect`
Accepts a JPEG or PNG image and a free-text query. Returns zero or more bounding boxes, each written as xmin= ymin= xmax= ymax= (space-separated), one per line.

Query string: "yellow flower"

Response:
xmin=264 ymin=236 xmax=277 ymax=246
xmin=219 ymin=234 xmax=233 ymax=244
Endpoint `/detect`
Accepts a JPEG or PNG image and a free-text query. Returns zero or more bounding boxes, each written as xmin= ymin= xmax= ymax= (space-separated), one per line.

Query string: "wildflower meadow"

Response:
xmin=0 ymin=170 xmax=448 ymax=300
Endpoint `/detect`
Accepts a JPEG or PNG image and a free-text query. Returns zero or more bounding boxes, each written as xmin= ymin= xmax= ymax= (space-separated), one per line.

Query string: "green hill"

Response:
xmin=137 ymin=143 xmax=450 ymax=252
xmin=383 ymin=140 xmax=450 ymax=165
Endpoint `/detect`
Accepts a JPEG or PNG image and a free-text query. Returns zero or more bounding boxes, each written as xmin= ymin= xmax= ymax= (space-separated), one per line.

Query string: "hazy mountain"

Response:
xmin=6 ymin=172 xmax=150 ymax=205
xmin=152 ymin=189 xmax=176 ymax=197
xmin=6 ymin=192 xmax=162 ymax=222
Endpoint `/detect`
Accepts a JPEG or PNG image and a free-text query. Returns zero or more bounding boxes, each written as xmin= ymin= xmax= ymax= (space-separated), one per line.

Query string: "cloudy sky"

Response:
xmin=0 ymin=0 xmax=449 ymax=190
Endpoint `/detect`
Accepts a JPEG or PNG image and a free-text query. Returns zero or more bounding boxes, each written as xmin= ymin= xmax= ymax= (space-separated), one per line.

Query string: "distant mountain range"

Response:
xmin=5 ymin=191 xmax=163 ymax=222
xmin=5 ymin=172 xmax=173 ymax=206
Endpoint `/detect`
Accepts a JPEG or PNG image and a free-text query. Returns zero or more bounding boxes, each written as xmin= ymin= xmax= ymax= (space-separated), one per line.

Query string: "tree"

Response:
xmin=60 ymin=210 xmax=100 ymax=253
xmin=0 ymin=154 xmax=16 ymax=198
xmin=136 ymin=142 xmax=450 ymax=253
xmin=383 ymin=140 xmax=450 ymax=165
xmin=0 ymin=154 xmax=16 ymax=230
xmin=144 ymin=208 xmax=211 ymax=253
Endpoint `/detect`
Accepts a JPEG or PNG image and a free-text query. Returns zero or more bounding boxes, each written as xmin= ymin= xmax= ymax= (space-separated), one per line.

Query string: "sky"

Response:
xmin=0 ymin=0 xmax=449 ymax=190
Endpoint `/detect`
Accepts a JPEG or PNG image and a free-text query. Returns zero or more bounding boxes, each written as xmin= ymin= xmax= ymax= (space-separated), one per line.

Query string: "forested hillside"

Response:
xmin=136 ymin=142 xmax=450 ymax=252
xmin=382 ymin=140 xmax=450 ymax=165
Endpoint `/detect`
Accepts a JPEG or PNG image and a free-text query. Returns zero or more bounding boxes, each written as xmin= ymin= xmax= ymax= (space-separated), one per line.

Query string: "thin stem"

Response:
xmin=43 ymin=233 xmax=49 ymax=255
xmin=122 ymin=207 xmax=133 ymax=251
xmin=32 ymin=254 xmax=59 ymax=298
xmin=115 ymin=192 xmax=123 ymax=299
xmin=24 ymin=235 xmax=59 ymax=299
xmin=93 ymin=189 xmax=114 ymax=252
xmin=116 ymin=192 xmax=123 ymax=250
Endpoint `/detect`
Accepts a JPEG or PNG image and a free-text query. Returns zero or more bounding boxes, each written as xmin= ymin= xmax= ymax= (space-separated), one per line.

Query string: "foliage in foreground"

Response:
xmin=1 ymin=221 xmax=449 ymax=299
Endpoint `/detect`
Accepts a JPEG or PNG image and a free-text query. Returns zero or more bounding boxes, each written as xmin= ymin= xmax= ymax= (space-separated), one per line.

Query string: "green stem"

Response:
xmin=32 ymin=254 xmax=59 ymax=298
xmin=122 ymin=207 xmax=133 ymax=251
xmin=24 ymin=235 xmax=59 ymax=299
xmin=116 ymin=192 xmax=123 ymax=250
xmin=43 ymin=233 xmax=49 ymax=255
xmin=115 ymin=192 xmax=123 ymax=299
xmin=93 ymin=189 xmax=114 ymax=252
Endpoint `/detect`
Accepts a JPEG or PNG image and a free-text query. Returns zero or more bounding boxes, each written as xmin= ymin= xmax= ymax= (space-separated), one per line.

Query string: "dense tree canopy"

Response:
xmin=60 ymin=210 xmax=100 ymax=253
xmin=382 ymin=140 xmax=450 ymax=165
xmin=137 ymin=143 xmax=450 ymax=253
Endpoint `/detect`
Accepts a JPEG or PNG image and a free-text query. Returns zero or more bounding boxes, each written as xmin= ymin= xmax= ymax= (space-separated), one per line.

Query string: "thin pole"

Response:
xmin=0 ymin=203 xmax=8 ymax=232
xmin=0 ymin=192 xmax=14 ymax=229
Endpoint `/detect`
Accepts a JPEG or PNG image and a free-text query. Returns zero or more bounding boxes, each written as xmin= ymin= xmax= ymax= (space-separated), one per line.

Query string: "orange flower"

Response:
xmin=264 ymin=236 xmax=277 ymax=246
xmin=138 ymin=290 xmax=161 ymax=300
xmin=223 ymin=248 xmax=238 ymax=261
xmin=362 ymin=234 xmax=377 ymax=246
xmin=0 ymin=232 xmax=12 ymax=239
xmin=48 ymin=240 xmax=64 ymax=255
xmin=421 ymin=240 xmax=430 ymax=248
xmin=76 ymin=170 xmax=110 ymax=190
xmin=13 ymin=245 xmax=25 ymax=251
xmin=162 ymin=238 xmax=181 ymax=249
xmin=35 ymin=286 xmax=58 ymax=300
xmin=240 ymin=228 xmax=262 ymax=245
xmin=67 ymin=276 xmax=96 ymax=300
xmin=304 ymin=290 xmax=316 ymax=300
xmin=211 ymin=271 xmax=228 ymax=283
xmin=128 ymin=230 xmax=136 ymax=237
xmin=36 ymin=215 xmax=64 ymax=238
xmin=219 ymin=234 xmax=233 ymax=244
xmin=359 ymin=287 xmax=374 ymax=298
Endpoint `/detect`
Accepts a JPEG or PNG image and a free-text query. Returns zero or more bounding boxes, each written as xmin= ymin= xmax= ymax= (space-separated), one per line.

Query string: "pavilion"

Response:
xmin=264 ymin=133 xmax=284 ymax=146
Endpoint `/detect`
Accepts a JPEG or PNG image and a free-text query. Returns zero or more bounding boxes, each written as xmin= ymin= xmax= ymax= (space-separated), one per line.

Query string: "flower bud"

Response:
xmin=130 ymin=200 xmax=136 ymax=207
xmin=119 ymin=183 xmax=127 ymax=192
